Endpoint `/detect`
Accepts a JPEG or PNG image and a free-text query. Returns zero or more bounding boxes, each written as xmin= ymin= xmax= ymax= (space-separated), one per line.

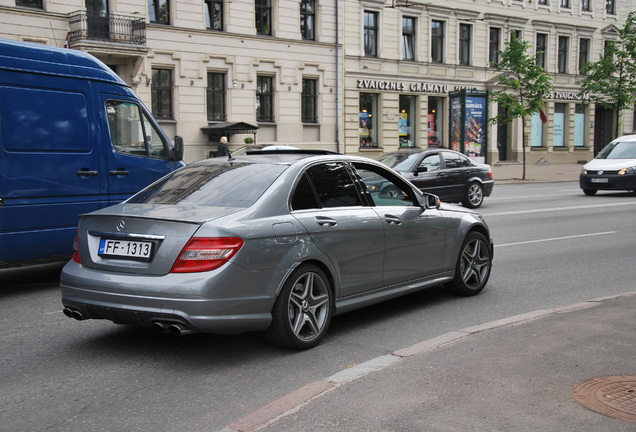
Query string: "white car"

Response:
xmin=580 ymin=134 xmax=636 ymax=196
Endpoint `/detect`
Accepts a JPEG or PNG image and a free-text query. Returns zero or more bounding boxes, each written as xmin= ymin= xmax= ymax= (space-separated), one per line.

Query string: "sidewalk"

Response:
xmin=492 ymin=161 xmax=584 ymax=184
xmin=222 ymin=293 xmax=636 ymax=432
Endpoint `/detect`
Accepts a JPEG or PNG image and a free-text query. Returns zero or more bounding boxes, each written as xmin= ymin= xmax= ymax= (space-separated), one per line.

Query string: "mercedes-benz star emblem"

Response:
xmin=116 ymin=220 xmax=126 ymax=232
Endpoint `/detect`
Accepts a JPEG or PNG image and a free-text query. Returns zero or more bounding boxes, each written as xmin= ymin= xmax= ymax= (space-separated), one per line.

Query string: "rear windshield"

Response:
xmin=128 ymin=162 xmax=287 ymax=207
xmin=597 ymin=141 xmax=636 ymax=159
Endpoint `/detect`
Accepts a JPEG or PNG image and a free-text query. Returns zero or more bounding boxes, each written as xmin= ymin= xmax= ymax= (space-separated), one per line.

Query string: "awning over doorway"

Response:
xmin=201 ymin=122 xmax=259 ymax=141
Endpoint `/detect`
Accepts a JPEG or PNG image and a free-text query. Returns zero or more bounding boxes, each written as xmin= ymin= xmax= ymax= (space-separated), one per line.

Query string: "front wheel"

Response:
xmin=583 ymin=189 xmax=597 ymax=196
xmin=462 ymin=182 xmax=484 ymax=209
xmin=264 ymin=264 xmax=333 ymax=350
xmin=446 ymin=231 xmax=492 ymax=297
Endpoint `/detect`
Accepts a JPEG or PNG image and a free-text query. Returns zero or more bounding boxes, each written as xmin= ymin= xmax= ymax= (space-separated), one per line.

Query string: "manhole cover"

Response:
xmin=572 ymin=376 xmax=636 ymax=423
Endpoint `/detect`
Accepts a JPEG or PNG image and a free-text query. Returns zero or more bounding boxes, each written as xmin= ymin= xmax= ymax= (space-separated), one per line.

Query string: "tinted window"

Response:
xmin=128 ymin=162 xmax=286 ymax=207
xmin=419 ymin=154 xmax=442 ymax=171
xmin=355 ymin=165 xmax=416 ymax=207
xmin=442 ymin=151 xmax=464 ymax=168
xmin=291 ymin=174 xmax=320 ymax=211
xmin=304 ymin=163 xmax=362 ymax=208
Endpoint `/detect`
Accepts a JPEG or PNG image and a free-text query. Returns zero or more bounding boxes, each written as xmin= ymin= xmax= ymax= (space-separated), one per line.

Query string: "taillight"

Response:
xmin=170 ymin=237 xmax=244 ymax=273
xmin=72 ymin=232 xmax=81 ymax=264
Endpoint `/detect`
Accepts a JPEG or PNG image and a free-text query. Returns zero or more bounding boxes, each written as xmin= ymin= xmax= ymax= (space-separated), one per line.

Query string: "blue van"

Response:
xmin=0 ymin=39 xmax=185 ymax=268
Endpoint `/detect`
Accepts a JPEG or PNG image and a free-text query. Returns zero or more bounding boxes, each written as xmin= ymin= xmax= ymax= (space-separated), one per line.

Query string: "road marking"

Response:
xmin=482 ymin=200 xmax=636 ymax=216
xmin=496 ymin=231 xmax=617 ymax=248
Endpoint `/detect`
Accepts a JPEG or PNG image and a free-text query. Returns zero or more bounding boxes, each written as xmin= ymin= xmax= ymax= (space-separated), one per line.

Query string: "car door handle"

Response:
xmin=315 ymin=216 xmax=337 ymax=227
xmin=109 ymin=169 xmax=130 ymax=176
xmin=76 ymin=169 xmax=98 ymax=177
xmin=384 ymin=215 xmax=402 ymax=225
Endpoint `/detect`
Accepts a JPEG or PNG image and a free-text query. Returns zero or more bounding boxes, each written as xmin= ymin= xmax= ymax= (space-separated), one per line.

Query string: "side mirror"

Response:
xmin=424 ymin=193 xmax=441 ymax=210
xmin=413 ymin=166 xmax=428 ymax=176
xmin=172 ymin=135 xmax=184 ymax=161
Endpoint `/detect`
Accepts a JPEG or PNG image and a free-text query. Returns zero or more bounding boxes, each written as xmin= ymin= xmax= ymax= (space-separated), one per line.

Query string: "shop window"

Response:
xmin=359 ymin=93 xmax=378 ymax=148
xmin=207 ymin=72 xmax=226 ymax=121
xmin=531 ymin=112 xmax=544 ymax=147
xmin=428 ymin=97 xmax=443 ymax=147
xmin=554 ymin=103 xmax=566 ymax=147
xmin=151 ymin=68 xmax=173 ymax=119
xmin=205 ymin=0 xmax=223 ymax=31
xmin=399 ymin=95 xmax=416 ymax=148
xmin=575 ymin=104 xmax=586 ymax=147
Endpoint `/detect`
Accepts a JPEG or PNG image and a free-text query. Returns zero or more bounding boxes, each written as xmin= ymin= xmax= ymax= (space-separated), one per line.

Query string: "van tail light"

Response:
xmin=72 ymin=232 xmax=81 ymax=264
xmin=170 ymin=237 xmax=244 ymax=273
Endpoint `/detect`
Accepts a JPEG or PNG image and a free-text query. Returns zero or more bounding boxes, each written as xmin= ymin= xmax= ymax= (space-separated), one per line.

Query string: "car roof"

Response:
xmin=613 ymin=135 xmax=636 ymax=143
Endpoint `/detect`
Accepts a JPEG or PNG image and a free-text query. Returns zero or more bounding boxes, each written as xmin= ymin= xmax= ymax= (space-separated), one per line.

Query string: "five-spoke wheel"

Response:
xmin=264 ymin=264 xmax=333 ymax=350
xmin=446 ymin=231 xmax=492 ymax=296
xmin=462 ymin=182 xmax=484 ymax=209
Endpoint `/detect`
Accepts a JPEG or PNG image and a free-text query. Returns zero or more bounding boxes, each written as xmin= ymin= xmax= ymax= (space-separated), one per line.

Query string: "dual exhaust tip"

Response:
xmin=63 ymin=308 xmax=194 ymax=336
xmin=63 ymin=307 xmax=84 ymax=321
xmin=152 ymin=321 xmax=195 ymax=336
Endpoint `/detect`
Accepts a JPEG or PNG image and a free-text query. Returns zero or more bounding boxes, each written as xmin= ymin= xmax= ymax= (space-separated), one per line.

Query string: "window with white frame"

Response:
xmin=459 ymin=23 xmax=472 ymax=66
xmin=402 ymin=17 xmax=415 ymax=61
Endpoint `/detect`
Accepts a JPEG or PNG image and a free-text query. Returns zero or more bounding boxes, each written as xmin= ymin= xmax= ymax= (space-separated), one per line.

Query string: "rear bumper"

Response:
xmin=60 ymin=262 xmax=276 ymax=334
xmin=483 ymin=180 xmax=494 ymax=197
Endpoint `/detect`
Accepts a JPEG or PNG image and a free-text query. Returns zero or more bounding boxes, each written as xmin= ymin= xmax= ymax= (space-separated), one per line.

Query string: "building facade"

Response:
xmin=1 ymin=0 xmax=634 ymax=164
xmin=343 ymin=0 xmax=635 ymax=165
xmin=0 ymin=0 xmax=340 ymax=162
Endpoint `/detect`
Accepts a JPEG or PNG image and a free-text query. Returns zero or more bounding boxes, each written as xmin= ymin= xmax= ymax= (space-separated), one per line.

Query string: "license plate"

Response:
xmin=591 ymin=178 xmax=609 ymax=183
xmin=99 ymin=238 xmax=153 ymax=260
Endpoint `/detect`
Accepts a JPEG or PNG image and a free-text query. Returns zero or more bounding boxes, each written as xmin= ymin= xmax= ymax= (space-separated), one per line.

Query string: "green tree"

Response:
xmin=489 ymin=33 xmax=554 ymax=180
xmin=577 ymin=11 xmax=636 ymax=140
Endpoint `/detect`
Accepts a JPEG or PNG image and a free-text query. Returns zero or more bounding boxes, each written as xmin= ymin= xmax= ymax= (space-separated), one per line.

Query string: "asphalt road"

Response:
xmin=1 ymin=181 xmax=634 ymax=432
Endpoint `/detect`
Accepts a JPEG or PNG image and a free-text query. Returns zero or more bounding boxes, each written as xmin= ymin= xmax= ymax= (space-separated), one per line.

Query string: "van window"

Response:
xmin=106 ymin=100 xmax=169 ymax=158
xmin=0 ymin=86 xmax=91 ymax=152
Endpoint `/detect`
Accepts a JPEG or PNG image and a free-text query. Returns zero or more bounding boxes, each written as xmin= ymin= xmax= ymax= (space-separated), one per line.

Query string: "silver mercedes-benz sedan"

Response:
xmin=61 ymin=150 xmax=493 ymax=350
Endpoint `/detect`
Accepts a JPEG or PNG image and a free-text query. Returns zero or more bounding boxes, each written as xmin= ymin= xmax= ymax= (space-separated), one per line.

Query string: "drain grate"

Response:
xmin=572 ymin=376 xmax=636 ymax=423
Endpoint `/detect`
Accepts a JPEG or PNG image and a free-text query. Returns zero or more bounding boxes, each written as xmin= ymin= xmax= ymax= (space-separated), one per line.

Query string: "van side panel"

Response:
xmin=0 ymin=76 xmax=104 ymax=265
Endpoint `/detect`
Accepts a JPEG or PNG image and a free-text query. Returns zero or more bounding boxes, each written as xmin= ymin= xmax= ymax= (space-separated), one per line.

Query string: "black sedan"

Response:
xmin=378 ymin=149 xmax=494 ymax=208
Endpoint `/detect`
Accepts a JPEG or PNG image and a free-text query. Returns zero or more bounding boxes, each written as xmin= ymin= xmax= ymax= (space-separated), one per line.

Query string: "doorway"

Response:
xmin=594 ymin=106 xmax=614 ymax=155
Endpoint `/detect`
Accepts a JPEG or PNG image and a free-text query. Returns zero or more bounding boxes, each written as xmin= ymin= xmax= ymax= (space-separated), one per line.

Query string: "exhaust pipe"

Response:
xmin=63 ymin=307 xmax=84 ymax=321
xmin=152 ymin=322 xmax=169 ymax=333
xmin=168 ymin=323 xmax=194 ymax=336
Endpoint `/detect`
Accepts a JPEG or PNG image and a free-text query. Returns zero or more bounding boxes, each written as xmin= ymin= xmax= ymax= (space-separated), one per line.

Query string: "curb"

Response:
xmin=219 ymin=292 xmax=636 ymax=432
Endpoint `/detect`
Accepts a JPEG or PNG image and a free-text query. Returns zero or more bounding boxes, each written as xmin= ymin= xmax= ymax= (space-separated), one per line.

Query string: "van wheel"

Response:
xmin=462 ymin=182 xmax=484 ymax=208
xmin=583 ymin=189 xmax=597 ymax=196
xmin=446 ymin=231 xmax=491 ymax=297
xmin=264 ymin=264 xmax=333 ymax=350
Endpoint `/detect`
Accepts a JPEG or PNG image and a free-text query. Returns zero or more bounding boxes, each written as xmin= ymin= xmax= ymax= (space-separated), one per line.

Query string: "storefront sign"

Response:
xmin=357 ymin=79 xmax=478 ymax=94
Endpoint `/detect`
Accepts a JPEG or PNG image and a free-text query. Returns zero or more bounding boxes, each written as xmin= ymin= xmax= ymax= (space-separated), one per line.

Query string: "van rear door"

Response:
xmin=0 ymin=80 xmax=105 ymax=264
xmin=98 ymin=92 xmax=182 ymax=204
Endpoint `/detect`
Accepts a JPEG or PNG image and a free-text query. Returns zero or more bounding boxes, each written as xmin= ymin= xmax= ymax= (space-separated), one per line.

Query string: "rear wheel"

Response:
xmin=462 ymin=182 xmax=484 ymax=208
xmin=583 ymin=189 xmax=597 ymax=196
xmin=446 ymin=231 xmax=491 ymax=296
xmin=264 ymin=264 xmax=333 ymax=350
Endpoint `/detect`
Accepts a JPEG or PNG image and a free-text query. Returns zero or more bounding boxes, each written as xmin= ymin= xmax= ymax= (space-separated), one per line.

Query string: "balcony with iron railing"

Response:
xmin=68 ymin=11 xmax=146 ymax=46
